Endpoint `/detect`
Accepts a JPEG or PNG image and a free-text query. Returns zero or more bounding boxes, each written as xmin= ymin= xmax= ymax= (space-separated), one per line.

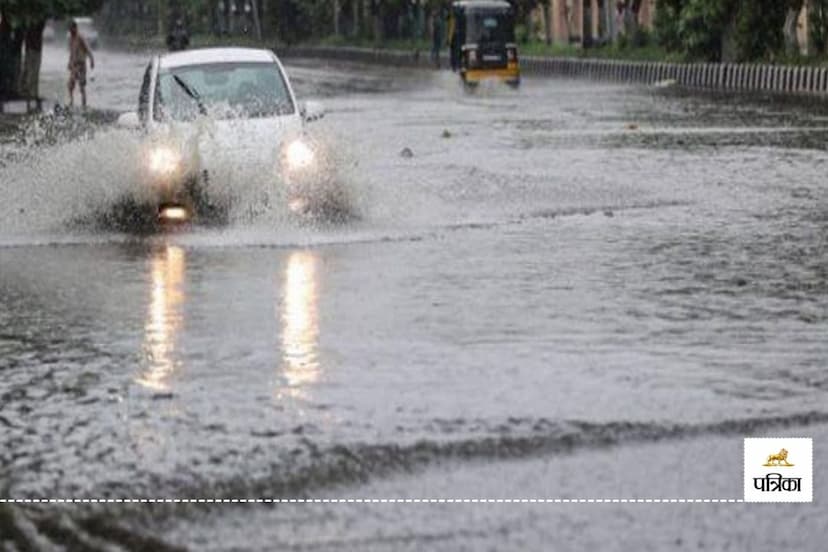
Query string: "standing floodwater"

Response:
xmin=1 ymin=45 xmax=828 ymax=549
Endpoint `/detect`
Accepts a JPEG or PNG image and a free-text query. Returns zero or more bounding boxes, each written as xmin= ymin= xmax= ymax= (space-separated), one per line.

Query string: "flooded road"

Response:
xmin=1 ymin=46 xmax=827 ymax=549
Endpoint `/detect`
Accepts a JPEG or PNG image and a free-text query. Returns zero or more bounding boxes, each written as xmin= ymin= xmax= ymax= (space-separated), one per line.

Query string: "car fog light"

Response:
xmin=159 ymin=206 xmax=189 ymax=222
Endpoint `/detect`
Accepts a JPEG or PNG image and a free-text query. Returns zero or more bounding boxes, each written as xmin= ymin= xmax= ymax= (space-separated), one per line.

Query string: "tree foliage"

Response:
xmin=731 ymin=0 xmax=787 ymax=61
xmin=653 ymin=0 xmax=685 ymax=53
xmin=270 ymin=0 xmax=314 ymax=45
xmin=676 ymin=0 xmax=732 ymax=61
xmin=810 ymin=0 xmax=828 ymax=54
xmin=655 ymin=0 xmax=795 ymax=62
xmin=0 ymin=0 xmax=105 ymax=23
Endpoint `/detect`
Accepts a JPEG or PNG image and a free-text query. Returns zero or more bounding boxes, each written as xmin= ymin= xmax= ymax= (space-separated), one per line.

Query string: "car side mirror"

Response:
xmin=117 ymin=111 xmax=141 ymax=129
xmin=301 ymin=100 xmax=325 ymax=123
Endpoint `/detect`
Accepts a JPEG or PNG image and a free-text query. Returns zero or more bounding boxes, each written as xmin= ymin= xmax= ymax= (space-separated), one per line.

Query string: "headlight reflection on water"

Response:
xmin=279 ymin=250 xmax=320 ymax=397
xmin=137 ymin=245 xmax=186 ymax=392
xmin=135 ymin=248 xmax=322 ymax=396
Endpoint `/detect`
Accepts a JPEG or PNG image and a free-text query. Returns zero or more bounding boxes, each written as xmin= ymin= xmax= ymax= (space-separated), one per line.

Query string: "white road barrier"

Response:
xmin=279 ymin=45 xmax=828 ymax=96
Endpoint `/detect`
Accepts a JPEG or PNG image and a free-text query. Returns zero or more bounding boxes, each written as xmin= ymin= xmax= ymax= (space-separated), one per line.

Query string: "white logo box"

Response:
xmin=744 ymin=438 xmax=813 ymax=503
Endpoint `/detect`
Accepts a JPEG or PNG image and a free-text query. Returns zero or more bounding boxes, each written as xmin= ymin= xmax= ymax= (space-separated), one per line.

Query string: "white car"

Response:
xmin=43 ymin=20 xmax=56 ymax=42
xmin=117 ymin=47 xmax=330 ymax=227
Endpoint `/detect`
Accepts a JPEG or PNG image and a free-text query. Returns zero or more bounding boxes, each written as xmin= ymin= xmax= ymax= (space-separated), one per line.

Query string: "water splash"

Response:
xmin=0 ymin=113 xmax=362 ymax=240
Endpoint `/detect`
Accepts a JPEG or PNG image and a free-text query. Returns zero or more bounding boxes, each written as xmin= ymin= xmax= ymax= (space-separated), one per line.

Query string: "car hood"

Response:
xmin=200 ymin=115 xmax=302 ymax=169
xmin=155 ymin=114 xmax=303 ymax=176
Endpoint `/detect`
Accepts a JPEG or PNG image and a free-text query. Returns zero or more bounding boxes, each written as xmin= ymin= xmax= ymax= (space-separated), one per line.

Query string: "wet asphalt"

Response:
xmin=0 ymin=44 xmax=827 ymax=549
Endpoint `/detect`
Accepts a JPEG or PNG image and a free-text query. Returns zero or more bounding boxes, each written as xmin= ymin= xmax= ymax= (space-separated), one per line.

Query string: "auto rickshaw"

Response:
xmin=449 ymin=0 xmax=520 ymax=88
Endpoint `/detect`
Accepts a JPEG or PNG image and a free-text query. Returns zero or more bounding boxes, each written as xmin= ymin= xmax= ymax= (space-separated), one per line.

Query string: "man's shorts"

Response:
xmin=69 ymin=61 xmax=87 ymax=87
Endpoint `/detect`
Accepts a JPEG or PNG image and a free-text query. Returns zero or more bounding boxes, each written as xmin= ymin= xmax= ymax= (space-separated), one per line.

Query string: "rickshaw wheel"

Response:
xmin=461 ymin=77 xmax=479 ymax=92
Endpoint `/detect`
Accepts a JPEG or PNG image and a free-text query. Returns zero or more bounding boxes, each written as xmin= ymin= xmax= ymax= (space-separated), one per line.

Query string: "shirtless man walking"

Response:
xmin=67 ymin=20 xmax=94 ymax=108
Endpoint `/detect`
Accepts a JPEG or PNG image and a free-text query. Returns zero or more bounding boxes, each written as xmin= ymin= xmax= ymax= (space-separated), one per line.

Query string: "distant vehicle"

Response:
xmin=449 ymin=0 xmax=520 ymax=88
xmin=116 ymin=48 xmax=333 ymax=227
xmin=166 ymin=19 xmax=190 ymax=52
xmin=42 ymin=20 xmax=56 ymax=42
xmin=68 ymin=17 xmax=99 ymax=49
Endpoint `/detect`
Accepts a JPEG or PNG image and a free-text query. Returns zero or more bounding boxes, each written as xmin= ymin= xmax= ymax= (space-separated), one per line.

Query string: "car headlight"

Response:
xmin=284 ymin=139 xmax=315 ymax=171
xmin=148 ymin=146 xmax=182 ymax=176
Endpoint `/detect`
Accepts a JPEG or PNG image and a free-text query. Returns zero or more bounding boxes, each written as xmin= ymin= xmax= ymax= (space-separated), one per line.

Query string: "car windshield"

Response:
xmin=154 ymin=61 xmax=294 ymax=121
xmin=466 ymin=11 xmax=514 ymax=43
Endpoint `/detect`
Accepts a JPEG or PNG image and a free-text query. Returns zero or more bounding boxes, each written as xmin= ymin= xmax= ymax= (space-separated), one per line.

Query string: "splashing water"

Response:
xmin=0 ymin=113 xmax=362 ymax=243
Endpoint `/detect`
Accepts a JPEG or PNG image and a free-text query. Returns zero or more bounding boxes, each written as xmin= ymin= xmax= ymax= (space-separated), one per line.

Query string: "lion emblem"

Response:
xmin=763 ymin=448 xmax=794 ymax=467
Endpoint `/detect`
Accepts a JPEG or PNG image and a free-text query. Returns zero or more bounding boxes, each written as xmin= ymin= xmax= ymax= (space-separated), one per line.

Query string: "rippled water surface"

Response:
xmin=1 ymin=46 xmax=827 ymax=549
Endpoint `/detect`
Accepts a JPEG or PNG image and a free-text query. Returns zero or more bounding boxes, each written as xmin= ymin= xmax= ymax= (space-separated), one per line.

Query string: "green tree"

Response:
xmin=654 ymin=0 xmax=685 ymax=53
xmin=270 ymin=0 xmax=312 ymax=45
xmin=783 ymin=0 xmax=804 ymax=55
xmin=662 ymin=0 xmax=792 ymax=62
xmin=1 ymin=0 xmax=105 ymax=22
xmin=509 ymin=0 xmax=538 ymax=43
xmin=676 ymin=0 xmax=732 ymax=61
xmin=810 ymin=0 xmax=828 ymax=54
xmin=731 ymin=0 xmax=787 ymax=61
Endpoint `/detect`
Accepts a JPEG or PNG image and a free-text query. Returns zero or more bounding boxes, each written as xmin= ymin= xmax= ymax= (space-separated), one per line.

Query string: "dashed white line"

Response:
xmin=0 ymin=498 xmax=745 ymax=504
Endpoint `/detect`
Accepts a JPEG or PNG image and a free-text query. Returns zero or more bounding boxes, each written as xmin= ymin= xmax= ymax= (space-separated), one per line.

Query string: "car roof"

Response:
xmin=159 ymin=47 xmax=276 ymax=70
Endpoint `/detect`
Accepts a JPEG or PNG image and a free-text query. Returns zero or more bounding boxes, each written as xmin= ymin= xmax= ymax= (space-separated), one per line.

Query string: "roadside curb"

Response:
xmin=279 ymin=46 xmax=828 ymax=96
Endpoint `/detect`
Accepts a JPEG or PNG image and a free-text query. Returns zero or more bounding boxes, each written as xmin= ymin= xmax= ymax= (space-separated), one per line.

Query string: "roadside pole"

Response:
xmin=251 ymin=0 xmax=262 ymax=40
